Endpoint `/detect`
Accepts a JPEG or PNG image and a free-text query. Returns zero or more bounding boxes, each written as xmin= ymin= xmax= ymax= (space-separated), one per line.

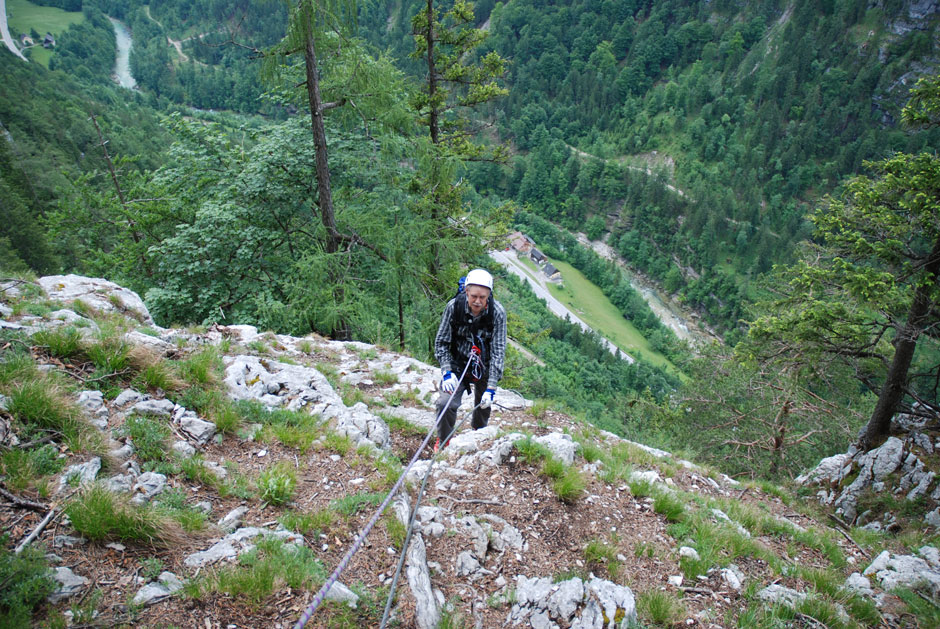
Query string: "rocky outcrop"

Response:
xmin=37 ymin=274 xmax=156 ymax=325
xmin=798 ymin=423 xmax=939 ymax=526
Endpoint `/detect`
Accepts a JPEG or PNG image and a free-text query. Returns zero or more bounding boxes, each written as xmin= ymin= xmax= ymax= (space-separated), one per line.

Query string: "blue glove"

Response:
xmin=480 ymin=388 xmax=495 ymax=409
xmin=441 ymin=371 xmax=457 ymax=394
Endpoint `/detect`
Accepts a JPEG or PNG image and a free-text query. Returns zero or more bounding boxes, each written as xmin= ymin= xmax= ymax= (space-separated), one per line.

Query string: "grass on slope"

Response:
xmin=7 ymin=0 xmax=84 ymax=35
xmin=7 ymin=0 xmax=84 ymax=68
xmin=539 ymin=257 xmax=677 ymax=372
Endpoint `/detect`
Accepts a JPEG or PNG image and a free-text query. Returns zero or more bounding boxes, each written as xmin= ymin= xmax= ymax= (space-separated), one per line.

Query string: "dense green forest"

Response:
xmin=2 ymin=0 xmax=938 ymax=480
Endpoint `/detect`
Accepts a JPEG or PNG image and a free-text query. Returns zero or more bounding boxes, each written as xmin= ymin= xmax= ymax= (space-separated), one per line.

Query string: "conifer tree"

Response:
xmin=748 ymin=76 xmax=940 ymax=451
xmin=409 ymin=0 xmax=511 ymax=294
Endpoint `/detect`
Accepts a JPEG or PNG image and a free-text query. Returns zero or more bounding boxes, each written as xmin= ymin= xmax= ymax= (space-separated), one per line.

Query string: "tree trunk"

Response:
xmin=302 ymin=11 xmax=339 ymax=255
xmin=302 ymin=8 xmax=347 ymax=338
xmin=424 ymin=0 xmax=438 ymax=146
xmin=860 ymin=234 xmax=940 ymax=450
xmin=398 ymin=275 xmax=406 ymax=351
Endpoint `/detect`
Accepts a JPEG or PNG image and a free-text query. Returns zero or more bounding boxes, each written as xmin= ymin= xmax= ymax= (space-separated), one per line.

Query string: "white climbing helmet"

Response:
xmin=465 ymin=268 xmax=493 ymax=291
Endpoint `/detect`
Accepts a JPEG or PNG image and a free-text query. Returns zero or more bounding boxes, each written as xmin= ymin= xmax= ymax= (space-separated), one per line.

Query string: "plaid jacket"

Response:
xmin=434 ymin=296 xmax=507 ymax=390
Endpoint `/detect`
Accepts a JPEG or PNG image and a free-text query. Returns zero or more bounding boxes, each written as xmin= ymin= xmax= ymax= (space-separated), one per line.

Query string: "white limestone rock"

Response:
xmin=758 ymin=584 xmax=806 ymax=609
xmin=38 ymin=275 xmax=155 ymax=325
xmin=217 ymin=506 xmax=248 ymax=533
xmin=179 ymin=416 xmax=217 ymax=446
xmin=172 ymin=440 xmax=196 ymax=457
xmin=58 ymin=457 xmax=101 ymax=492
xmin=132 ymin=571 xmax=184 ymax=605
xmin=48 ymin=566 xmax=89 ymax=602
xmin=131 ymin=471 xmax=167 ymax=505
xmin=844 ymin=572 xmax=873 ymax=597
xmin=535 ymin=432 xmax=578 ymax=466
xmin=131 ymin=398 xmax=175 ymax=418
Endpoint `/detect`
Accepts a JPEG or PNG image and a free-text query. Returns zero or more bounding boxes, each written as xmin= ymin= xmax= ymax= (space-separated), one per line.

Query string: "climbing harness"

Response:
xmin=469 ymin=338 xmax=485 ymax=382
xmin=292 ymin=358 xmax=477 ymax=629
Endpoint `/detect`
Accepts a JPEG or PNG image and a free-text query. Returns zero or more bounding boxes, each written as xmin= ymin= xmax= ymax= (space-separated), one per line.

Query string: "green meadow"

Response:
xmin=542 ymin=258 xmax=678 ymax=373
xmin=7 ymin=0 xmax=84 ymax=66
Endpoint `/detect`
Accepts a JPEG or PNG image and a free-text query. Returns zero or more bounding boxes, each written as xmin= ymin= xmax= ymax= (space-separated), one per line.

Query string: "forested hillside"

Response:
xmin=366 ymin=0 xmax=940 ymax=334
xmin=2 ymin=0 xmax=939 ymax=482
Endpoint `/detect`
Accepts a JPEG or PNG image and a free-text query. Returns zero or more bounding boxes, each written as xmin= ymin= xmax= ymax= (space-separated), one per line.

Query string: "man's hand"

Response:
xmin=480 ymin=388 xmax=495 ymax=409
xmin=441 ymin=372 xmax=457 ymax=394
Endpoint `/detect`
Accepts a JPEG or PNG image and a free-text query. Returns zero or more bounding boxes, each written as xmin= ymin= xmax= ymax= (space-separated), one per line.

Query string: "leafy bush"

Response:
xmin=0 ymin=535 xmax=55 ymax=628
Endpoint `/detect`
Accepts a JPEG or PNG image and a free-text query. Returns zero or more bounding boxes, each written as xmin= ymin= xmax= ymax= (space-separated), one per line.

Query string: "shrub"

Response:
xmin=0 ymin=535 xmax=55 ymax=627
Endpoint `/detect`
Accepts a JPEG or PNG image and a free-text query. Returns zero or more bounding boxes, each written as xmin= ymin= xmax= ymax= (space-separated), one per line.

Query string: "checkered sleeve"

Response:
xmin=487 ymin=301 xmax=507 ymax=390
xmin=434 ymin=299 xmax=456 ymax=374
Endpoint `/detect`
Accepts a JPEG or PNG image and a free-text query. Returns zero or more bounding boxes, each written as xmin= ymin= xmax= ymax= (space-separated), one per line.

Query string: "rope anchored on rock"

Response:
xmin=292 ymin=356 xmax=479 ymax=629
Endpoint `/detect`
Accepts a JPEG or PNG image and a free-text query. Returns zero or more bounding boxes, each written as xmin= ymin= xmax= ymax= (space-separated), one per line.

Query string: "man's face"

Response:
xmin=466 ymin=285 xmax=490 ymax=316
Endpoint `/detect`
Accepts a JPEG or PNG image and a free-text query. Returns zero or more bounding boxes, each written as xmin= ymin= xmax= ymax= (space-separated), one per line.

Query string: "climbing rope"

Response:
xmin=292 ymin=356 xmax=479 ymax=629
xmin=378 ymin=398 xmax=482 ymax=628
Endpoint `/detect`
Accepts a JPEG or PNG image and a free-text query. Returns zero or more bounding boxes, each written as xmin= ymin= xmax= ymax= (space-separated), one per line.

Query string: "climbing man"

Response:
xmin=433 ymin=268 xmax=507 ymax=452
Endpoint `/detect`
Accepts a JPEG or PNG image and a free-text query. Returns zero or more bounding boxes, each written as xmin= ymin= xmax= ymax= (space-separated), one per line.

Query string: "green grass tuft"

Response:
xmin=637 ymin=590 xmax=686 ymax=626
xmin=66 ymin=485 xmax=185 ymax=548
xmin=186 ymin=538 xmax=326 ymax=609
xmin=279 ymin=509 xmax=336 ymax=537
xmin=331 ymin=492 xmax=385 ymax=518
xmin=583 ymin=536 xmax=621 ymax=579
xmin=653 ymin=490 xmax=686 ymax=522
xmin=0 ymin=444 xmax=65 ymax=493
xmin=5 ymin=377 xmax=89 ymax=448
xmin=32 ymin=326 xmax=84 ymax=359
xmin=178 ymin=347 xmax=222 ymax=386
xmin=256 ymin=462 xmax=297 ymax=506
xmin=120 ymin=415 xmax=171 ymax=465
